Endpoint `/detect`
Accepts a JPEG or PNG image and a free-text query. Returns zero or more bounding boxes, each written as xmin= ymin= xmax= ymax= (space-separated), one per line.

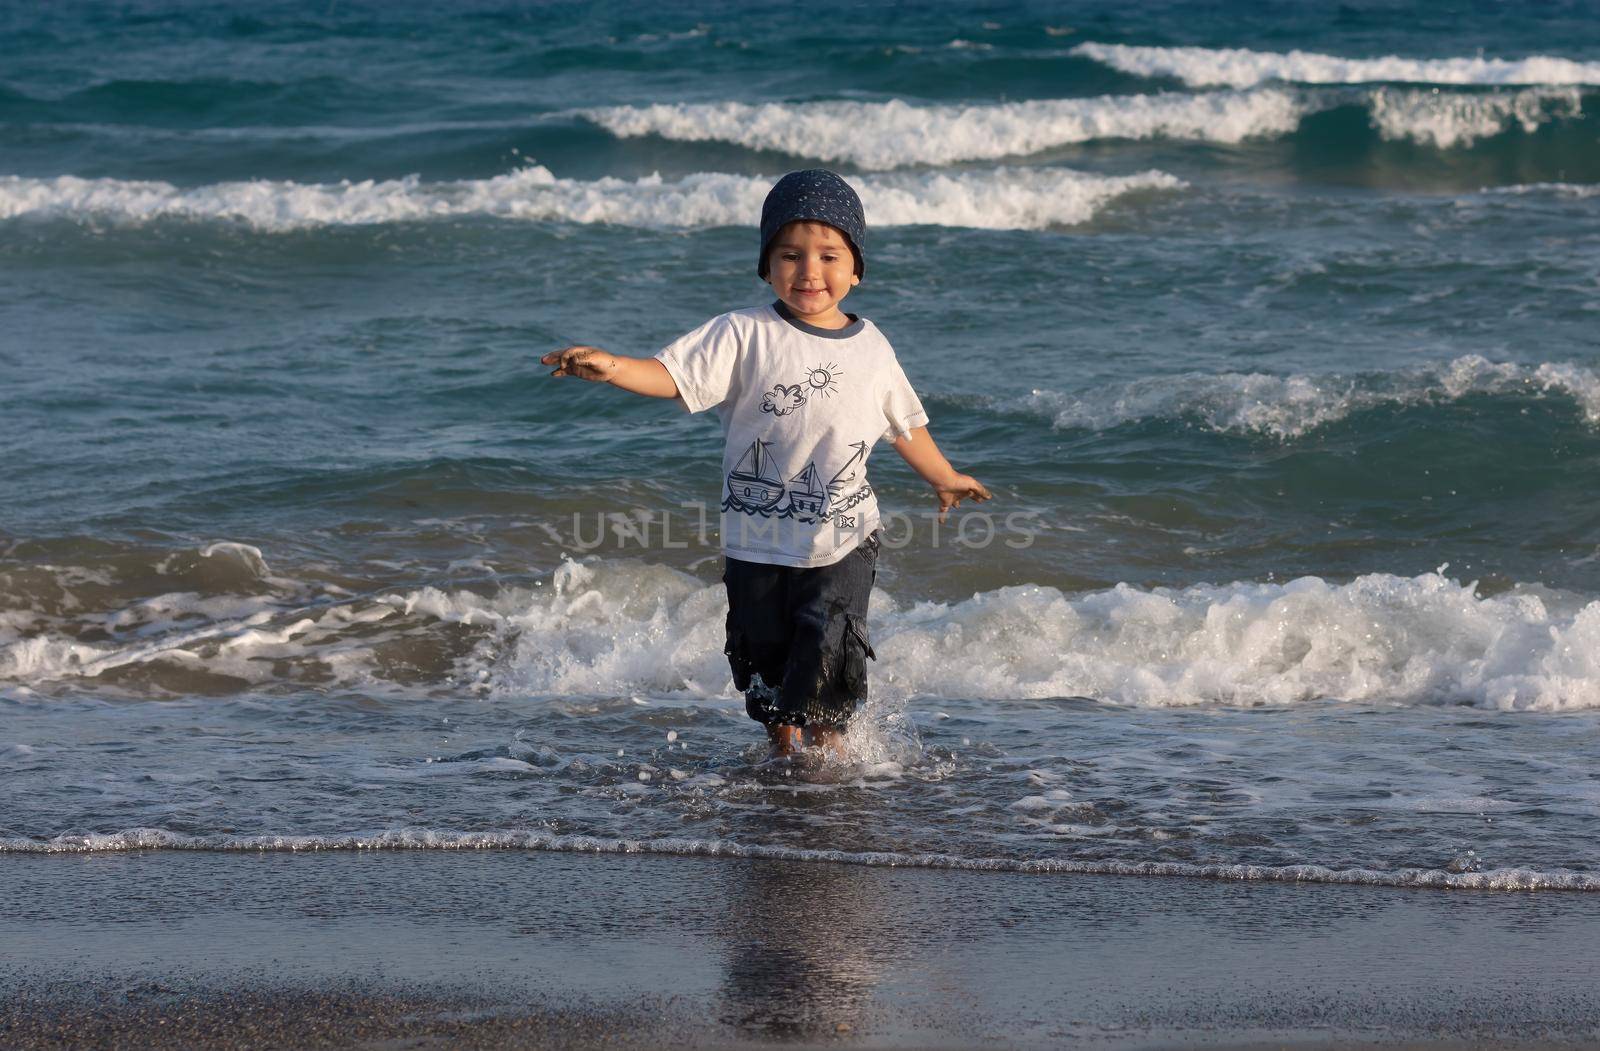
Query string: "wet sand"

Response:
xmin=3 ymin=849 xmax=1599 ymax=1049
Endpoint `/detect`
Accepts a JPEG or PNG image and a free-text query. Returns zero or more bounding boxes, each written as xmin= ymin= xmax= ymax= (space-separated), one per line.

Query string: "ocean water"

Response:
xmin=2 ymin=0 xmax=1599 ymax=892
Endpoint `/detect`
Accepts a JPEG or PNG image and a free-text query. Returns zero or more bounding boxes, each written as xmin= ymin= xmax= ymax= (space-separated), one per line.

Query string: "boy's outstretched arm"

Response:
xmin=541 ymin=345 xmax=679 ymax=399
xmin=891 ymin=426 xmax=992 ymax=521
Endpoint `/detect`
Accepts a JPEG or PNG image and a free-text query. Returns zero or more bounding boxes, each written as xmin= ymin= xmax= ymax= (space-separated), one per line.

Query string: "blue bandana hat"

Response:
xmin=757 ymin=169 xmax=866 ymax=279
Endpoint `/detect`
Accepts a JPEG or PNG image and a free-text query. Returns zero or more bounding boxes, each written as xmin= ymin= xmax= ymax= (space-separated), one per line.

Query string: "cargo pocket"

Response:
xmin=839 ymin=614 xmax=876 ymax=701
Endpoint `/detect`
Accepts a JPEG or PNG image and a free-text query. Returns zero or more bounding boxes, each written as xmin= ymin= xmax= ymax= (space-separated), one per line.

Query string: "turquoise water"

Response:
xmin=3 ymin=1 xmax=1599 ymax=888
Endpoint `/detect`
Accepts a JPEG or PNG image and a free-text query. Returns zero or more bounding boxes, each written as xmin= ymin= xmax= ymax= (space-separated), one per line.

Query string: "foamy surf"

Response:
xmin=1366 ymin=85 xmax=1583 ymax=147
xmin=2 ymin=827 xmax=1593 ymax=891
xmin=580 ymin=86 xmax=1582 ymax=165
xmin=1071 ymin=41 xmax=1600 ymax=87
xmin=0 ymin=165 xmax=1181 ymax=232
xmin=581 ymin=92 xmax=1307 ymax=168
xmin=8 ymin=551 xmax=1600 ymax=711
xmin=1022 ymin=355 xmax=1600 ymax=437
xmin=1483 ymin=181 xmax=1600 ymax=198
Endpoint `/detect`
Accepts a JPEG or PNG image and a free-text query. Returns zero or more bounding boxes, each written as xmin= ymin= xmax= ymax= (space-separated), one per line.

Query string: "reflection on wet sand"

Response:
xmin=709 ymin=788 xmax=899 ymax=1040
xmin=718 ymin=857 xmax=888 ymax=1039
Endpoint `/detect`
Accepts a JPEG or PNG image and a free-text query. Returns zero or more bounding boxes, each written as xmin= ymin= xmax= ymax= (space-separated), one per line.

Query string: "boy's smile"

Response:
xmin=764 ymin=221 xmax=860 ymax=329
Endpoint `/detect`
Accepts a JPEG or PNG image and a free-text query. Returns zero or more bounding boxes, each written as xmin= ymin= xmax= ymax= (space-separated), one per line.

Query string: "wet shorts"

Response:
xmin=722 ymin=532 xmax=879 ymax=729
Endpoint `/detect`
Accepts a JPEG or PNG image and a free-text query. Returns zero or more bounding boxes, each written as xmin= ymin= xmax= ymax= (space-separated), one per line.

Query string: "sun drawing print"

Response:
xmin=806 ymin=362 xmax=841 ymax=398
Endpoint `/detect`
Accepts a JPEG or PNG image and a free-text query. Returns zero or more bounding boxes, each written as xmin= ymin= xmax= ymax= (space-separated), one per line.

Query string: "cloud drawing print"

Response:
xmin=760 ymin=362 xmax=841 ymax=416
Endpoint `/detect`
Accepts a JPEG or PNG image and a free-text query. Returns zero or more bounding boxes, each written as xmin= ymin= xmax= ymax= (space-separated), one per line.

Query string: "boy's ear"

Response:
xmin=850 ymin=273 xmax=860 ymax=286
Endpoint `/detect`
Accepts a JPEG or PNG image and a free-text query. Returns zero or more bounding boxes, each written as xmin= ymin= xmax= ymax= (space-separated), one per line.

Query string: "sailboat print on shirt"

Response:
xmin=787 ymin=462 xmax=828 ymax=524
xmin=725 ymin=439 xmax=785 ymax=512
xmin=721 ymin=437 xmax=875 ymax=522
xmin=827 ymin=440 xmax=874 ymax=518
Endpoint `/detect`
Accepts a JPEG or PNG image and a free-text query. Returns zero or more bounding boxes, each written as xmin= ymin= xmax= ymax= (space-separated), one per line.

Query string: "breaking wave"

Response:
xmin=7 ymin=549 xmax=1600 ymax=711
xmin=580 ymin=86 xmax=1584 ymax=165
xmin=2 ymin=827 xmax=1594 ymax=891
xmin=1482 ymin=181 xmax=1600 ymax=199
xmin=1022 ymin=355 xmax=1600 ymax=438
xmin=1071 ymin=42 xmax=1600 ymax=88
xmin=0 ymin=165 xmax=1180 ymax=232
xmin=581 ymin=91 xmax=1306 ymax=167
xmin=1364 ymin=85 xmax=1584 ymax=148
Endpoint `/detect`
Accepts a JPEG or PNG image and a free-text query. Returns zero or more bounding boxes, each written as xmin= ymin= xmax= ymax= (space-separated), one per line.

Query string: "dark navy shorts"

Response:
xmin=722 ymin=532 xmax=879 ymax=729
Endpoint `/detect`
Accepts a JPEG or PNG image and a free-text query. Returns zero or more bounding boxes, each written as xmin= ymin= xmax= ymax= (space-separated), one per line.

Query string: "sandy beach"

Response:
xmin=4 ymin=850 xmax=1599 ymax=1049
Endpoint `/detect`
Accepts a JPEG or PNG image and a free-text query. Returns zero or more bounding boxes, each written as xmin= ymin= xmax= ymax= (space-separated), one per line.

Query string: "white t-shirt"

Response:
xmin=655 ymin=302 xmax=929 ymax=568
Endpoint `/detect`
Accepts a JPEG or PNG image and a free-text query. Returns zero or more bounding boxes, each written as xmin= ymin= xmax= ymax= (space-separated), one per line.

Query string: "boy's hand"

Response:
xmin=542 ymin=345 xmax=617 ymax=382
xmin=540 ymin=346 xmax=681 ymax=399
xmin=890 ymin=428 xmax=994 ymax=522
xmin=934 ymin=474 xmax=992 ymax=522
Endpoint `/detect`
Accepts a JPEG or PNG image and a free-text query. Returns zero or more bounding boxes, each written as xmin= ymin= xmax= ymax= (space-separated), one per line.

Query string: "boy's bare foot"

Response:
xmin=805 ymin=724 xmax=850 ymax=760
xmin=766 ymin=724 xmax=804 ymax=759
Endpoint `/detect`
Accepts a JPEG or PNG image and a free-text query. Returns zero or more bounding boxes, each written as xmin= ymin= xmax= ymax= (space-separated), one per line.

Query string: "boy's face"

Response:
xmin=764 ymin=221 xmax=860 ymax=327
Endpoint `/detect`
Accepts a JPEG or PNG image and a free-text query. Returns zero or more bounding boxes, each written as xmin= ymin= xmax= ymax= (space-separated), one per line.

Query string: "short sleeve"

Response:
xmin=654 ymin=313 xmax=741 ymax=414
xmin=881 ymin=352 xmax=929 ymax=442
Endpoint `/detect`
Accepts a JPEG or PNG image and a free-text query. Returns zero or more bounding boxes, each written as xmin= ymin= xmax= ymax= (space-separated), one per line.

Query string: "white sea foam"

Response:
xmin=1023 ymin=355 xmax=1600 ymax=438
xmin=580 ymin=85 xmax=1578 ymax=164
xmin=1410 ymin=86 xmax=1589 ymax=145
xmin=392 ymin=558 xmax=732 ymax=698
xmin=8 ymin=554 xmax=1600 ymax=711
xmin=0 ymin=165 xmax=1181 ymax=232
xmin=0 ymin=596 xmax=391 ymax=687
xmin=1483 ymin=181 xmax=1600 ymax=198
xmin=1072 ymin=41 xmax=1600 ymax=88
xmin=1 ymin=826 xmax=1593 ymax=891
xmin=868 ymin=572 xmax=1600 ymax=711
xmin=479 ymin=562 xmax=1600 ymax=711
xmin=1367 ymin=85 xmax=1583 ymax=147
xmin=581 ymin=91 xmax=1306 ymax=168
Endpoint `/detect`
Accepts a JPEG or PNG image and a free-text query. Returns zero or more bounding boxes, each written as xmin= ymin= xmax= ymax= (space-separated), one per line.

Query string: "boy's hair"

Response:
xmin=757 ymin=169 xmax=866 ymax=280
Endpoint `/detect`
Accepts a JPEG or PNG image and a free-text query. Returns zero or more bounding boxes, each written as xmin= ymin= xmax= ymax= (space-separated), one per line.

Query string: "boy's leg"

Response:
xmin=779 ymin=532 xmax=878 ymax=742
xmin=722 ymin=556 xmax=793 ymax=730
xmin=765 ymin=724 xmax=805 ymax=757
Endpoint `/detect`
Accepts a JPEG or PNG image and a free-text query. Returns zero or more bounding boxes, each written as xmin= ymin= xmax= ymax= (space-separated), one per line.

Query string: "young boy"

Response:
xmin=542 ymin=169 xmax=989 ymax=759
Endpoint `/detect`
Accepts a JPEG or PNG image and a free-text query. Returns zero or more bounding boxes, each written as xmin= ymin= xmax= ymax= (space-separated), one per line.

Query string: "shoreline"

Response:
xmin=5 ymin=850 xmax=1600 ymax=1049
xmin=9 ymin=832 xmax=1596 ymax=893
